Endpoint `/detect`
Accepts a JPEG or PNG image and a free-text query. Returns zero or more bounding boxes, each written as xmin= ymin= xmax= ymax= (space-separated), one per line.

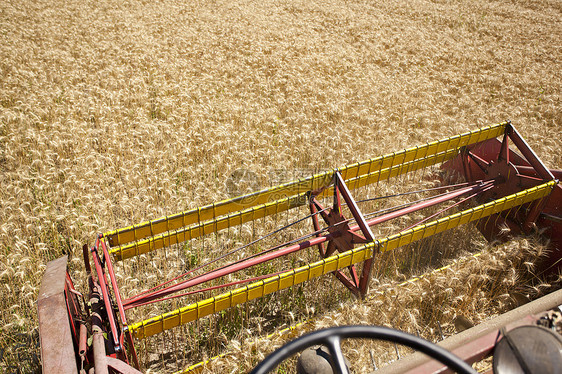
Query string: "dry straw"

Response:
xmin=0 ymin=0 xmax=560 ymax=372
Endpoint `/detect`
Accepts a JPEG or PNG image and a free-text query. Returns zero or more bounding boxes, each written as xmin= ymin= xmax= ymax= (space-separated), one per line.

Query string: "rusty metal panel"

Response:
xmin=37 ymin=256 xmax=78 ymax=374
xmin=376 ymin=288 xmax=562 ymax=374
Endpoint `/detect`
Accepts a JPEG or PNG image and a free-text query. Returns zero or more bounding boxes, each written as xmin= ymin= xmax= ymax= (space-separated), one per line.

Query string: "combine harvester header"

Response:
xmin=38 ymin=121 xmax=562 ymax=373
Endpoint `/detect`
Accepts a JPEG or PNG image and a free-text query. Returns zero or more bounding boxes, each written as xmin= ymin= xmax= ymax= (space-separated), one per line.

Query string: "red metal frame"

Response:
xmin=123 ymin=179 xmax=492 ymax=308
xmin=309 ymin=171 xmax=380 ymax=297
xmin=91 ymin=237 xmax=121 ymax=351
xmin=442 ymin=122 xmax=562 ymax=272
xmin=99 ymin=235 xmax=140 ymax=369
xmin=118 ymin=121 xmax=562 ymax=319
xmin=39 ymin=122 xmax=562 ymax=373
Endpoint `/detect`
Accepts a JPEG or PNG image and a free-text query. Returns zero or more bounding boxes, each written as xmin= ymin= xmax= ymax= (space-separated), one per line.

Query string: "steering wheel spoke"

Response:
xmin=325 ymin=335 xmax=349 ymax=374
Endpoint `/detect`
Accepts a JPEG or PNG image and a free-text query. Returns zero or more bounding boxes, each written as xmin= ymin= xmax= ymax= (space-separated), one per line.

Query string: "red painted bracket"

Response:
xmin=309 ymin=171 xmax=377 ymax=298
xmin=442 ymin=122 xmax=562 ymax=274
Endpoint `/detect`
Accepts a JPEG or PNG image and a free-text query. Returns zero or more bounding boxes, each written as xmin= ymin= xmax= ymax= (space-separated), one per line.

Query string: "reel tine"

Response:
xmin=437 ymin=321 xmax=445 ymax=341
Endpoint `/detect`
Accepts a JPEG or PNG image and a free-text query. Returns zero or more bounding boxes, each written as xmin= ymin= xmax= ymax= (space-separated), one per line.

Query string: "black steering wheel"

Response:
xmin=250 ymin=325 xmax=478 ymax=374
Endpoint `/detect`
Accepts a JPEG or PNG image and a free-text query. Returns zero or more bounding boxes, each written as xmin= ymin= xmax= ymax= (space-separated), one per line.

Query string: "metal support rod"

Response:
xmin=100 ymin=235 xmax=140 ymax=368
xmin=333 ymin=173 xmax=342 ymax=215
xmin=498 ymin=126 xmax=510 ymax=163
xmin=515 ymin=165 xmax=562 ymax=180
xmin=124 ymin=234 xmax=335 ymax=306
xmin=334 ymin=171 xmax=376 ymax=297
xmin=358 ymin=258 xmax=374 ymax=297
xmin=401 ymin=184 xmax=495 ymax=232
xmin=79 ymin=323 xmax=87 ymax=371
xmin=91 ymin=236 xmax=121 ymax=349
xmin=359 ymin=181 xmax=493 ymax=232
xmin=90 ymin=273 xmax=109 ymax=374
xmin=333 ymin=271 xmax=362 ymax=298
xmin=92 ymin=330 xmax=109 ymax=374
xmin=467 ymin=151 xmax=490 ymax=174
xmin=309 ymin=199 xmax=327 ymax=257
xmin=83 ymin=243 xmax=91 ymax=274
xmin=522 ymin=197 xmax=549 ymax=233
xmin=461 ymin=148 xmax=474 ymax=185
xmin=334 ymin=171 xmax=375 ymax=241
xmin=507 ymin=123 xmax=554 ymax=181
xmin=124 ymin=270 xmax=287 ymax=309
xmin=126 ymin=182 xmax=491 ymax=307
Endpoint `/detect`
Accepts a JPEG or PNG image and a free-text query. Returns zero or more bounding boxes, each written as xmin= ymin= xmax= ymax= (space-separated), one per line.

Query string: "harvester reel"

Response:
xmin=37 ymin=122 xmax=562 ymax=373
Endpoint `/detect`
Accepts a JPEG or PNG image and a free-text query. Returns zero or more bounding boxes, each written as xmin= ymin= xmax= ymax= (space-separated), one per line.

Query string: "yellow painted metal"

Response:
xmin=110 ymin=192 xmax=307 ymax=260
xmin=104 ymin=123 xmax=506 ymax=249
xmin=108 ymin=122 xmax=507 ymax=260
xmin=111 ymin=147 xmax=459 ymax=260
xmin=127 ymin=180 xmax=556 ymax=339
xmin=178 ymin=252 xmax=484 ymax=374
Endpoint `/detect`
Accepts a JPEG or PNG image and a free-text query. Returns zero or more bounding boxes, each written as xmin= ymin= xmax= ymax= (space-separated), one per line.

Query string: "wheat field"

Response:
xmin=0 ymin=0 xmax=561 ymax=372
